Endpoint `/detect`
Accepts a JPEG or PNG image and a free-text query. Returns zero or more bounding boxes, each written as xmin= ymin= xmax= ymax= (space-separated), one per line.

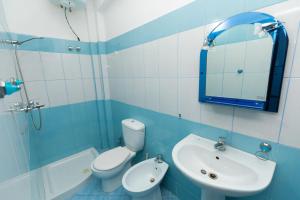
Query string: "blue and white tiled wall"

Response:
xmin=0 ymin=0 xmax=112 ymax=185
xmin=0 ymin=2 xmax=31 ymax=183
xmin=25 ymin=50 xmax=108 ymax=168
xmin=105 ymin=1 xmax=300 ymax=145
xmin=103 ymin=1 xmax=300 ymax=199
xmin=0 ymin=44 xmax=110 ymax=171
xmin=1 ymin=0 xmax=300 ymax=200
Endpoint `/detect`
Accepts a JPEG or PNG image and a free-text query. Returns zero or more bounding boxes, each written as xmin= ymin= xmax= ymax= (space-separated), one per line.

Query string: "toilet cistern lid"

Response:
xmin=93 ymin=147 xmax=130 ymax=171
xmin=122 ymin=119 xmax=145 ymax=131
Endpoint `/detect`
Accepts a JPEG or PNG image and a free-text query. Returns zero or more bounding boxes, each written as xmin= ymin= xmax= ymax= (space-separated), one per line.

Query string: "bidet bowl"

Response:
xmin=122 ymin=158 xmax=169 ymax=200
xmin=172 ymin=134 xmax=276 ymax=200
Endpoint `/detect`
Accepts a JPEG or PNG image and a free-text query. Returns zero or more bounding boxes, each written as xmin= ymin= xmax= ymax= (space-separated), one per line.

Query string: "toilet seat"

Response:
xmin=93 ymin=147 xmax=131 ymax=171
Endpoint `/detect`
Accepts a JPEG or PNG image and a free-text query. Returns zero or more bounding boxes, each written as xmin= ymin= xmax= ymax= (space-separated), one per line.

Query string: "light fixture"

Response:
xmin=254 ymin=21 xmax=282 ymax=38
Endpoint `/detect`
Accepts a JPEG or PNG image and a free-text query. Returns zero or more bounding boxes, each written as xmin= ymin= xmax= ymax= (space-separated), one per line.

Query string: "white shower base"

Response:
xmin=0 ymin=148 xmax=98 ymax=200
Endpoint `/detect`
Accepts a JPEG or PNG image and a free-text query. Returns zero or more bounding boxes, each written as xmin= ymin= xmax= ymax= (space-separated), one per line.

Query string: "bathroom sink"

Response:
xmin=172 ymin=134 xmax=276 ymax=200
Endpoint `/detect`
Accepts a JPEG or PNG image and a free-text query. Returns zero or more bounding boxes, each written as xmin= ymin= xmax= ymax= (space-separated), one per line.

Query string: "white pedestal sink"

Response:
xmin=172 ymin=134 xmax=276 ymax=200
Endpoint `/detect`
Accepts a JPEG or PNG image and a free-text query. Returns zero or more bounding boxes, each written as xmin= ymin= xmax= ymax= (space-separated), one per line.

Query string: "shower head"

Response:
xmin=17 ymin=37 xmax=45 ymax=45
xmin=0 ymin=37 xmax=44 ymax=46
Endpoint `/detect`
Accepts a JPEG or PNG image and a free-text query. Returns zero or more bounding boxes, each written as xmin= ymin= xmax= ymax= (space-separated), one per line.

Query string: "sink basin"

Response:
xmin=172 ymin=134 xmax=276 ymax=200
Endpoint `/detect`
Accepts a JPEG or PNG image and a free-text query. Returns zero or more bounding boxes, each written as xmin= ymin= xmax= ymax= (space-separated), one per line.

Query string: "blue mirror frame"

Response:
xmin=199 ymin=12 xmax=288 ymax=112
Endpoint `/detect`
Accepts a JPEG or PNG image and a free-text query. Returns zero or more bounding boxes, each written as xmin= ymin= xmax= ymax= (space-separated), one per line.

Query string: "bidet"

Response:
xmin=122 ymin=157 xmax=169 ymax=200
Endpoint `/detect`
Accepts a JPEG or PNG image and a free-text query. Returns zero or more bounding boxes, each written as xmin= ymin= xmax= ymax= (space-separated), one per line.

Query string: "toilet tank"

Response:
xmin=122 ymin=119 xmax=145 ymax=152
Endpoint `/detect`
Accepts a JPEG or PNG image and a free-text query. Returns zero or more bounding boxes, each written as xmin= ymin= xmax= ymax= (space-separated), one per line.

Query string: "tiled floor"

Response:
xmin=70 ymin=177 xmax=179 ymax=200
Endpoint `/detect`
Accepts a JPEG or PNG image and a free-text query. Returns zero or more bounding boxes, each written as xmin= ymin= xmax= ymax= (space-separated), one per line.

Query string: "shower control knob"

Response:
xmin=237 ymin=69 xmax=244 ymax=74
xmin=68 ymin=46 xmax=74 ymax=51
xmin=260 ymin=142 xmax=272 ymax=153
xmin=75 ymin=46 xmax=81 ymax=52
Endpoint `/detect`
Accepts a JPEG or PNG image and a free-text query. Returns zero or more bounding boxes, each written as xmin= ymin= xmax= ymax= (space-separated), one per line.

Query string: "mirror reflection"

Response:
xmin=205 ymin=24 xmax=273 ymax=101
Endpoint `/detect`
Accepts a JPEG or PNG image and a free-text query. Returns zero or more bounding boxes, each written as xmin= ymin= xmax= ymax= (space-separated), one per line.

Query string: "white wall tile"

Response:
xmin=178 ymin=27 xmax=204 ymax=78
xmin=102 ymin=78 xmax=110 ymax=100
xmin=107 ymin=52 xmax=124 ymax=78
xmin=120 ymin=50 xmax=131 ymax=78
xmin=0 ymin=49 xmax=17 ymax=80
xmin=46 ymin=80 xmax=68 ymax=107
xmin=179 ymin=78 xmax=201 ymax=122
xmin=95 ymin=78 xmax=109 ymax=100
xmin=119 ymin=46 xmax=144 ymax=78
xmin=82 ymin=78 xmax=96 ymax=101
xmin=127 ymin=45 xmax=144 ymax=78
xmin=159 ymin=78 xmax=178 ymax=116
xmin=62 ymin=54 xmax=82 ymax=79
xmin=106 ymin=54 xmax=116 ymax=78
xmin=0 ymin=100 xmax=5 ymax=113
xmin=233 ymin=78 xmax=288 ymax=141
xmin=99 ymin=55 xmax=108 ymax=78
xmin=2 ymin=91 xmax=22 ymax=106
xmin=25 ymin=81 xmax=49 ymax=107
xmin=93 ymin=55 xmax=102 ymax=78
xmin=124 ymin=78 xmax=134 ymax=104
xmin=275 ymin=9 xmax=300 ymax=78
xmin=109 ymin=78 xmax=126 ymax=102
xmin=95 ymin=78 xmax=103 ymax=100
xmin=201 ymin=103 xmax=233 ymax=131
xmin=65 ymin=79 xmax=85 ymax=104
xmin=131 ymin=78 xmax=145 ymax=107
xmin=158 ymin=35 xmax=178 ymax=78
xmin=291 ymin=23 xmax=300 ymax=77
xmin=143 ymin=40 xmax=159 ymax=78
xmin=41 ymin=52 xmax=64 ymax=80
xmin=280 ymin=78 xmax=300 ymax=148
xmin=80 ymin=55 xmax=94 ymax=78
xmin=18 ymin=51 xmax=44 ymax=81
xmin=108 ymin=78 xmax=117 ymax=100
xmin=145 ymin=78 xmax=160 ymax=111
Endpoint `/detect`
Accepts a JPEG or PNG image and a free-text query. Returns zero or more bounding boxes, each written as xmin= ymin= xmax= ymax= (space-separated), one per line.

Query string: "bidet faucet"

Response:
xmin=214 ymin=137 xmax=226 ymax=151
xmin=154 ymin=154 xmax=163 ymax=163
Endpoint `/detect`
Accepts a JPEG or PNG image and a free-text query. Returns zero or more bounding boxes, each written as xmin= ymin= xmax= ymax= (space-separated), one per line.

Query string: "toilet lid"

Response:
xmin=93 ymin=147 xmax=130 ymax=171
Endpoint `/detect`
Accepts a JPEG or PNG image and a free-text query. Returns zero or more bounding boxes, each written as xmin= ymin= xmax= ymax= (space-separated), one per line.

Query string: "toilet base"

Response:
xmin=132 ymin=186 xmax=162 ymax=200
xmin=101 ymin=162 xmax=131 ymax=192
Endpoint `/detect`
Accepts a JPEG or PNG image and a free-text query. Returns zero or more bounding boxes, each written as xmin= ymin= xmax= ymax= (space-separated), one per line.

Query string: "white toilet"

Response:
xmin=91 ymin=118 xmax=145 ymax=192
xmin=122 ymin=157 xmax=169 ymax=200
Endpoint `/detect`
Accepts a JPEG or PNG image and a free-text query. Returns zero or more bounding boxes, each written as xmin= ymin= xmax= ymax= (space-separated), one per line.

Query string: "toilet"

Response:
xmin=91 ymin=118 xmax=145 ymax=192
xmin=122 ymin=157 xmax=169 ymax=200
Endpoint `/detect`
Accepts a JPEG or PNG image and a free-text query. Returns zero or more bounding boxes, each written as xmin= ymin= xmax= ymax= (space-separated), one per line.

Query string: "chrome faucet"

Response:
xmin=154 ymin=154 xmax=163 ymax=163
xmin=214 ymin=137 xmax=226 ymax=151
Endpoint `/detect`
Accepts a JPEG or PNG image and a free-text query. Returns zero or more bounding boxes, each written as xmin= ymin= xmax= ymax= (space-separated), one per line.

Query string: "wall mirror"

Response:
xmin=199 ymin=12 xmax=288 ymax=112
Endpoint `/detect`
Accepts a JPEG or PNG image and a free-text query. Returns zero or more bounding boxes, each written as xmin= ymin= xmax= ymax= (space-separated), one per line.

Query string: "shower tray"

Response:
xmin=0 ymin=148 xmax=98 ymax=200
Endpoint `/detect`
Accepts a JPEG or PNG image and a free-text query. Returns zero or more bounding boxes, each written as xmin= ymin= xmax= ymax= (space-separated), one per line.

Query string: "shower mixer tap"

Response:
xmin=8 ymin=100 xmax=45 ymax=112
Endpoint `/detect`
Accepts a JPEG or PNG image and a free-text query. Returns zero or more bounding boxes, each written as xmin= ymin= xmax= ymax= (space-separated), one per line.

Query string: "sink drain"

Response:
xmin=200 ymin=169 xmax=207 ymax=175
xmin=208 ymin=173 xmax=218 ymax=180
xmin=150 ymin=177 xmax=155 ymax=183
